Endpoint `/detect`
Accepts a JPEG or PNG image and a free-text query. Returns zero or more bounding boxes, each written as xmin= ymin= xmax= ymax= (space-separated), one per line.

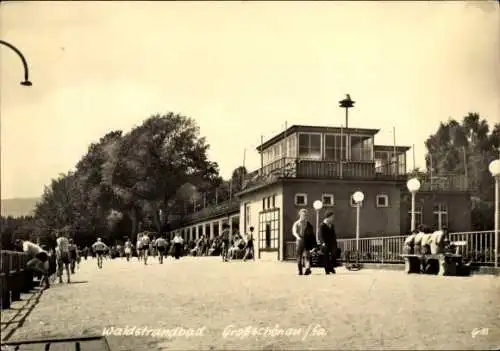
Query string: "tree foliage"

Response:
xmin=424 ymin=112 xmax=499 ymax=229
xmin=3 ymin=112 xmax=244 ymax=247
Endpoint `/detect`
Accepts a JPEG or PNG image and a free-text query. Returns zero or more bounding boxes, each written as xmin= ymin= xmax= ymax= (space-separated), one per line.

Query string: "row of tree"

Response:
xmin=1 ymin=113 xmax=248 ymax=248
xmin=1 ymin=112 xmax=498 ymax=249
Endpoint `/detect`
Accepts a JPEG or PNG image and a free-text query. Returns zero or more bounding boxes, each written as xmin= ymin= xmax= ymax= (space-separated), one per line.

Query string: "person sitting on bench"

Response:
xmin=18 ymin=240 xmax=50 ymax=289
xmin=413 ymin=225 xmax=426 ymax=254
xmin=403 ymin=229 xmax=418 ymax=254
xmin=430 ymin=226 xmax=449 ymax=254
xmin=420 ymin=228 xmax=433 ymax=255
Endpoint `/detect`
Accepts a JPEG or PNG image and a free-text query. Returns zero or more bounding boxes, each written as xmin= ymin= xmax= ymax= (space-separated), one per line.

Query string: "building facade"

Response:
xmin=169 ymin=124 xmax=471 ymax=261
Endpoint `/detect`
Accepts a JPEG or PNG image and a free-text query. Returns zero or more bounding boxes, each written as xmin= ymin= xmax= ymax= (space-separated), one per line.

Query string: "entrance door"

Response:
xmin=258 ymin=209 xmax=280 ymax=260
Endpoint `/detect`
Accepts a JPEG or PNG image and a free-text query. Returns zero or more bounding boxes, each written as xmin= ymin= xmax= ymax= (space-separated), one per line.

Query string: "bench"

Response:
xmin=401 ymin=253 xmax=463 ymax=276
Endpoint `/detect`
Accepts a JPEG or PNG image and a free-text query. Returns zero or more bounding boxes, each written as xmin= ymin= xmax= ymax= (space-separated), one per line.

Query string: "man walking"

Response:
xmin=155 ymin=235 xmax=168 ymax=264
xmin=292 ymin=209 xmax=316 ymax=275
xmin=56 ymin=233 xmax=71 ymax=283
xmin=319 ymin=211 xmax=338 ymax=275
xmin=68 ymin=239 xmax=78 ymax=274
xmin=220 ymin=224 xmax=231 ymax=262
xmin=242 ymin=227 xmax=255 ymax=261
xmin=124 ymin=237 xmax=132 ymax=261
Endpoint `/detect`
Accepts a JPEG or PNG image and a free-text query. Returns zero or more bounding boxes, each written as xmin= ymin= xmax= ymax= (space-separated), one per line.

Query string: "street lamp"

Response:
xmin=339 ymin=94 xmax=355 ymax=129
xmin=352 ymin=191 xmax=364 ymax=252
xmin=407 ymin=178 xmax=421 ymax=232
xmin=488 ymin=159 xmax=499 ymax=268
xmin=313 ymin=200 xmax=323 ymax=243
xmin=0 ymin=40 xmax=32 ymax=86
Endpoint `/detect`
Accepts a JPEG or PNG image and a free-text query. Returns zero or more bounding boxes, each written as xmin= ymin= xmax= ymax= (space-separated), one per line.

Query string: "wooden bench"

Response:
xmin=401 ymin=253 xmax=463 ymax=276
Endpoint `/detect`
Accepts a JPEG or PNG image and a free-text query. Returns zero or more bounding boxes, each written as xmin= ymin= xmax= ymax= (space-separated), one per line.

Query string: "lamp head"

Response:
xmin=313 ymin=200 xmax=323 ymax=211
xmin=20 ymin=80 xmax=32 ymax=86
xmin=352 ymin=191 xmax=364 ymax=204
xmin=489 ymin=159 xmax=500 ymax=177
xmin=406 ymin=178 xmax=421 ymax=193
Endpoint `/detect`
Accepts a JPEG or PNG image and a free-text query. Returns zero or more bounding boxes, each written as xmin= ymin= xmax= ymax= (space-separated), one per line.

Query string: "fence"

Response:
xmin=1 ymin=250 xmax=35 ymax=309
xmin=284 ymin=231 xmax=497 ymax=266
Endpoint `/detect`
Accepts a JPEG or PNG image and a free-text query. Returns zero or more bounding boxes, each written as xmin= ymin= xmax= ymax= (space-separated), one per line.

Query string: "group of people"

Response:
xmin=116 ymin=225 xmax=255 ymax=265
xmin=292 ymin=209 xmax=339 ymax=276
xmin=15 ymin=235 xmax=112 ymax=289
xmin=403 ymin=224 xmax=450 ymax=255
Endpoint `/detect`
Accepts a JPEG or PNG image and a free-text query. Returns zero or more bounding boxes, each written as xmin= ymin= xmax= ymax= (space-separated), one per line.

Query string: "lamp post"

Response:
xmin=352 ymin=191 xmax=364 ymax=252
xmin=407 ymin=178 xmax=421 ymax=232
xmin=0 ymin=40 xmax=32 ymax=86
xmin=488 ymin=159 xmax=500 ymax=268
xmin=339 ymin=94 xmax=355 ymax=129
xmin=313 ymin=200 xmax=323 ymax=244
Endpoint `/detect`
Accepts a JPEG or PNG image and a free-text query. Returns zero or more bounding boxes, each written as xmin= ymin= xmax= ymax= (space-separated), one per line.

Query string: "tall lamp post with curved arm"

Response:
xmin=489 ymin=159 xmax=499 ymax=268
xmin=0 ymin=40 xmax=32 ymax=86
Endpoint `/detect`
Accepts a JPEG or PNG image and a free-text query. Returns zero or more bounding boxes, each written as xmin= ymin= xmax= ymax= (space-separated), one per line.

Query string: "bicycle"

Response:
xmin=344 ymin=250 xmax=362 ymax=271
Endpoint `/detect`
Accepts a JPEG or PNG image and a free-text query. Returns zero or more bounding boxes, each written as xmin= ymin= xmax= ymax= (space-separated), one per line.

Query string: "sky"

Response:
xmin=1 ymin=1 xmax=499 ymax=199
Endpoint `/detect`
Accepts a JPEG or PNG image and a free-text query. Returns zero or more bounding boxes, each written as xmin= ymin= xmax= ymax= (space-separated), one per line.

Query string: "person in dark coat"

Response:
xmin=319 ymin=211 xmax=338 ymax=275
xmin=292 ymin=209 xmax=316 ymax=275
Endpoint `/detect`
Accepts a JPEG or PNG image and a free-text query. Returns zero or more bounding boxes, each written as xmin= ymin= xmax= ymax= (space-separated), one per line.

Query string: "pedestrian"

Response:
xmin=220 ymin=224 xmax=231 ymax=262
xmin=319 ymin=211 xmax=338 ymax=275
xmin=173 ymin=233 xmax=184 ymax=259
xmin=155 ymin=235 xmax=168 ymax=264
xmin=243 ymin=227 xmax=255 ymax=261
xmin=56 ymin=233 xmax=71 ymax=283
xmin=292 ymin=209 xmax=316 ymax=275
xmin=91 ymin=238 xmax=108 ymax=269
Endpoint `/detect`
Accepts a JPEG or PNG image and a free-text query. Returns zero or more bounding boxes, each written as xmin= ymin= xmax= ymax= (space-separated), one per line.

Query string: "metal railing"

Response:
xmin=284 ymin=231 xmax=497 ymax=266
xmin=243 ymin=158 xmax=467 ymax=192
xmin=182 ymin=199 xmax=240 ymax=225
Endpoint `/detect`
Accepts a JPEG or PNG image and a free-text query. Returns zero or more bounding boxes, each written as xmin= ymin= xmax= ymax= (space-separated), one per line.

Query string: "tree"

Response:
xmin=424 ymin=113 xmax=499 ymax=229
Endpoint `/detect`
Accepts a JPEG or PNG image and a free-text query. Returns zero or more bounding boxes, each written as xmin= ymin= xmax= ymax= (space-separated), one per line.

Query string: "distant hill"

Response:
xmin=1 ymin=197 xmax=40 ymax=218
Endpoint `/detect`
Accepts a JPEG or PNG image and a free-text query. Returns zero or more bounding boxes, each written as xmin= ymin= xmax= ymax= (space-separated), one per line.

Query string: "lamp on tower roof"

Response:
xmin=339 ymin=94 xmax=355 ymax=129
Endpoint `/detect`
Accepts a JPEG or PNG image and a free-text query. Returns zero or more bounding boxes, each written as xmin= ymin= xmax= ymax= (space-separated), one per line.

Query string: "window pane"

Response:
xmin=350 ymin=136 xmax=362 ymax=161
xmin=310 ymin=135 xmax=321 ymax=150
xmin=325 ymin=135 xmax=335 ymax=149
xmin=325 ymin=148 xmax=335 ymax=161
xmin=398 ymin=153 xmax=406 ymax=174
xmin=299 ymin=134 xmax=308 ymax=147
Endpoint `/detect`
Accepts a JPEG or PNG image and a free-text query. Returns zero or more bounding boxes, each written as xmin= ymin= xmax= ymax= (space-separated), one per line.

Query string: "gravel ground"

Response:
xmin=1 ymin=256 xmax=499 ymax=350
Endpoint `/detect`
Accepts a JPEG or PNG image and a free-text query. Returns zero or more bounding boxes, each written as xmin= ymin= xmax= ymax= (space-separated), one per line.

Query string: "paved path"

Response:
xmin=1 ymin=257 xmax=499 ymax=350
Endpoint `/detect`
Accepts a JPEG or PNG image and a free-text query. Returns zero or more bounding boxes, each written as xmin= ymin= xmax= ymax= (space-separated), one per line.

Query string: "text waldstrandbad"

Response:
xmin=102 ymin=326 xmax=206 ymax=338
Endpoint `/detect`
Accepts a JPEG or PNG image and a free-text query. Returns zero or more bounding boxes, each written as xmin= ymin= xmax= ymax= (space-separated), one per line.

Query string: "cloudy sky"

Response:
xmin=1 ymin=1 xmax=499 ymax=199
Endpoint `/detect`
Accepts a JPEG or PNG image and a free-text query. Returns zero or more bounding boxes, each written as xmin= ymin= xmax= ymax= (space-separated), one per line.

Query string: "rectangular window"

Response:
xmin=262 ymin=198 xmax=266 ymax=210
xmin=350 ymin=135 xmax=373 ymax=161
xmin=408 ymin=203 xmax=424 ymax=230
xmin=258 ymin=209 xmax=279 ymax=250
xmin=213 ymin=223 xmax=219 ymax=237
xmin=433 ymin=203 xmax=448 ymax=230
xmin=324 ymin=134 xmax=348 ymax=161
xmin=267 ymin=197 xmax=271 ymax=209
xmin=322 ymin=194 xmax=334 ymax=207
xmin=398 ymin=153 xmax=406 ymax=175
xmin=272 ymin=195 xmax=276 ymax=208
xmin=376 ymin=194 xmax=389 ymax=207
xmin=295 ymin=193 xmax=308 ymax=206
xmin=298 ymin=133 xmax=322 ymax=159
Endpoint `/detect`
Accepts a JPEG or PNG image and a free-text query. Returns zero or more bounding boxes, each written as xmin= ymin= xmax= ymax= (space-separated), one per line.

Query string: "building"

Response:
xmin=169 ymin=124 xmax=470 ymax=261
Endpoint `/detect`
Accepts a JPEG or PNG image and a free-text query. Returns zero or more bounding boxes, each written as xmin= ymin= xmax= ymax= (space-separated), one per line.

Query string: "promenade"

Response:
xmin=1 ymin=257 xmax=499 ymax=350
